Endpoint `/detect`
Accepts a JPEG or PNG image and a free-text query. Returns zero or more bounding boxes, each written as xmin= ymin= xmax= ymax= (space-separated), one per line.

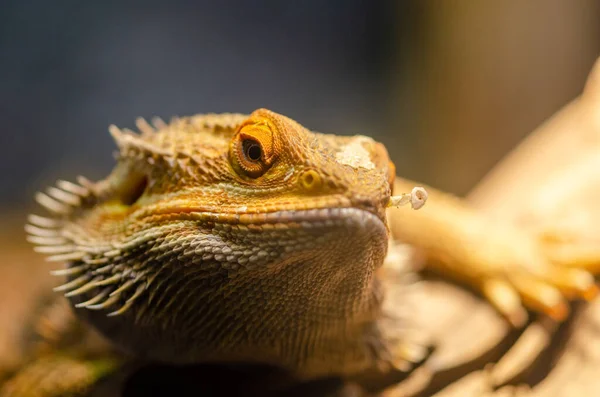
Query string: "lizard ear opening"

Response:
xmin=117 ymin=171 xmax=148 ymax=206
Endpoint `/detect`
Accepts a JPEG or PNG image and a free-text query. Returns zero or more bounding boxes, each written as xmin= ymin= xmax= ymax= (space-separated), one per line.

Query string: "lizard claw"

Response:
xmin=481 ymin=278 xmax=530 ymax=327
xmin=482 ymin=273 xmax=574 ymax=327
xmin=388 ymin=341 xmax=433 ymax=373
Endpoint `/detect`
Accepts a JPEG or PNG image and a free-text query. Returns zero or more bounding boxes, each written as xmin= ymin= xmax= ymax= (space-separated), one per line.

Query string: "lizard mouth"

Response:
xmin=189 ymin=207 xmax=386 ymax=229
xmin=135 ymin=195 xmax=389 ymax=228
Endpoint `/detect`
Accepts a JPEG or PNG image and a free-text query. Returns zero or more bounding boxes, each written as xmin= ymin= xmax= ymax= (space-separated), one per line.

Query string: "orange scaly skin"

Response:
xmin=6 ymin=108 xmax=598 ymax=396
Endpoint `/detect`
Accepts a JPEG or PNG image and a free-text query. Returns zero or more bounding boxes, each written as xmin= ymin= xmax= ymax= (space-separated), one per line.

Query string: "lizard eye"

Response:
xmin=230 ymin=121 xmax=276 ymax=178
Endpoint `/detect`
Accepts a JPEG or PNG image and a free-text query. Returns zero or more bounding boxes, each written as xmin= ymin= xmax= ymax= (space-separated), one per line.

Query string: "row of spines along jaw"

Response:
xmin=26 ymin=117 xmax=171 ymax=317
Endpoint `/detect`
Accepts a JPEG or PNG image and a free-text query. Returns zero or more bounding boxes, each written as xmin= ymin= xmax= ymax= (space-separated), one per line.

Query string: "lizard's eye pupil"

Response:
xmin=243 ymin=140 xmax=262 ymax=162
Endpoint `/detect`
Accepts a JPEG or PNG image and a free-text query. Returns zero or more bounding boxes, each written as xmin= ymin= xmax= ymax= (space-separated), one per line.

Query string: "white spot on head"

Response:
xmin=335 ymin=136 xmax=376 ymax=170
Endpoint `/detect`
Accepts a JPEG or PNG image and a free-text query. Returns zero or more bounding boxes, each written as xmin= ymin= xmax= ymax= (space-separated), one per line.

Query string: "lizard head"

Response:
xmin=27 ymin=108 xmax=395 ymax=367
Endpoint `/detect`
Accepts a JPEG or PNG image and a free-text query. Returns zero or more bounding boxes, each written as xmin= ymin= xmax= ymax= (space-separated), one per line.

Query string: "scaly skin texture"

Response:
xmin=13 ymin=108 xmax=599 ymax=396
xmin=27 ymin=109 xmax=398 ymax=379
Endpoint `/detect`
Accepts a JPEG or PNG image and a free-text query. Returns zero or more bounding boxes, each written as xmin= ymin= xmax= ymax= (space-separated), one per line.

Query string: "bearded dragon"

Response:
xmin=6 ymin=108 xmax=598 ymax=396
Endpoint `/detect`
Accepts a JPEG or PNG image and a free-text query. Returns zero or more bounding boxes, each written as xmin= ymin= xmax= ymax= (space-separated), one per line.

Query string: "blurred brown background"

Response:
xmin=390 ymin=1 xmax=600 ymax=194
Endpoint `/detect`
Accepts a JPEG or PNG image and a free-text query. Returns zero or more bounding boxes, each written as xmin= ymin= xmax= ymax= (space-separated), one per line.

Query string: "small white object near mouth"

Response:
xmin=388 ymin=186 xmax=428 ymax=210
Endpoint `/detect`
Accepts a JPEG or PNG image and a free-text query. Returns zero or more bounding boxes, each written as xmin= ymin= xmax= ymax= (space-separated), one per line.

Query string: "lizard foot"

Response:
xmin=477 ymin=225 xmax=599 ymax=327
